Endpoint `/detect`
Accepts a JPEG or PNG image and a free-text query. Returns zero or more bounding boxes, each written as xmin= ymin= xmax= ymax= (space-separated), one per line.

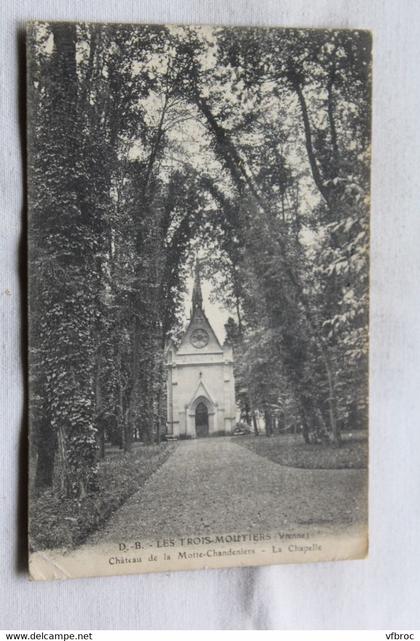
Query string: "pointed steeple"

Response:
xmin=191 ymin=260 xmax=203 ymax=313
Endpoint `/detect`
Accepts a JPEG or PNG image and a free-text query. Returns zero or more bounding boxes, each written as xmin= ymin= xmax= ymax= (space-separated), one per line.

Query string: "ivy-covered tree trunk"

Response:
xmin=46 ymin=24 xmax=98 ymax=497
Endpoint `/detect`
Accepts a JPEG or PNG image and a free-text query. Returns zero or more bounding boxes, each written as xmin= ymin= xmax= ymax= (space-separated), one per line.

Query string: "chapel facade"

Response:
xmin=165 ymin=265 xmax=236 ymax=438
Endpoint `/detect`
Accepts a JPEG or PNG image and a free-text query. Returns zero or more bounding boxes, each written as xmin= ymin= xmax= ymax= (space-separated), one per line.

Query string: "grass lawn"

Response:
xmin=233 ymin=431 xmax=368 ymax=469
xmin=30 ymin=441 xmax=177 ymax=551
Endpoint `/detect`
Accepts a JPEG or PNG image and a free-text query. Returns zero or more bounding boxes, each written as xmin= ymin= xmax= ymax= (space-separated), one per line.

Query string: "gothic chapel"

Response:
xmin=166 ymin=265 xmax=237 ymax=438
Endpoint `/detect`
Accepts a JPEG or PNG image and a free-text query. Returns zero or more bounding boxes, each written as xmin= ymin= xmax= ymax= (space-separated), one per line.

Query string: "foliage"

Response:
xmin=29 ymin=442 xmax=177 ymax=550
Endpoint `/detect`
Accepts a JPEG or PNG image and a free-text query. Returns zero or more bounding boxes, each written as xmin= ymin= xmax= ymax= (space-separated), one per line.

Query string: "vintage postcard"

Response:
xmin=27 ymin=22 xmax=370 ymax=580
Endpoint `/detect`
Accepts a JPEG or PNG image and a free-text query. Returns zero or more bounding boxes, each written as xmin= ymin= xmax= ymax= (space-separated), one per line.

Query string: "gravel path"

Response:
xmin=88 ymin=437 xmax=367 ymax=545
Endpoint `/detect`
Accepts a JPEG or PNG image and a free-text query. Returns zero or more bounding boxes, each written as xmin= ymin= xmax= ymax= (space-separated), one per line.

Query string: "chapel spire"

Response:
xmin=191 ymin=260 xmax=203 ymax=313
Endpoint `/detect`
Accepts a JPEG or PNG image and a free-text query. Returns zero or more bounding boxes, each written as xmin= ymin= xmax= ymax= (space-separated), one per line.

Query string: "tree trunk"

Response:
xmin=95 ymin=349 xmax=106 ymax=458
xmin=301 ymin=411 xmax=311 ymax=444
xmin=244 ymin=400 xmax=251 ymax=426
xmin=127 ymin=315 xmax=141 ymax=451
xmin=99 ymin=429 xmax=105 ymax=459
xmin=252 ymin=411 xmax=259 ymax=435
xmin=34 ymin=446 xmax=55 ymax=493
xmin=264 ymin=409 xmax=274 ymax=436
xmin=290 ymin=74 xmax=331 ymax=206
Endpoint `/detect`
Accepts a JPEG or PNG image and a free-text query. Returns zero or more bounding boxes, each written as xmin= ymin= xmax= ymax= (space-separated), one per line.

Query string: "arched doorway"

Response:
xmin=195 ymin=401 xmax=209 ymax=438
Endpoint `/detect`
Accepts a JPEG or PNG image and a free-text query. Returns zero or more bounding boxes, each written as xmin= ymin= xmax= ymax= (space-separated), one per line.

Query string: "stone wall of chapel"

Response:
xmin=175 ymin=361 xmax=225 ymax=413
xmin=168 ymin=345 xmax=237 ymax=437
xmin=166 ymin=275 xmax=237 ymax=437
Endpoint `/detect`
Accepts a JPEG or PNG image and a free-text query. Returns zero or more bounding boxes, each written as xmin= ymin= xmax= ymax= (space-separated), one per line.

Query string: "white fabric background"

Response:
xmin=1 ymin=0 xmax=419 ymax=629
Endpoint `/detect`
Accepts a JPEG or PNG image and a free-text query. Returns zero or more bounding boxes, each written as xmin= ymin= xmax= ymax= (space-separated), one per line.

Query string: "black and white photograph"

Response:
xmin=27 ymin=21 xmax=370 ymax=580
